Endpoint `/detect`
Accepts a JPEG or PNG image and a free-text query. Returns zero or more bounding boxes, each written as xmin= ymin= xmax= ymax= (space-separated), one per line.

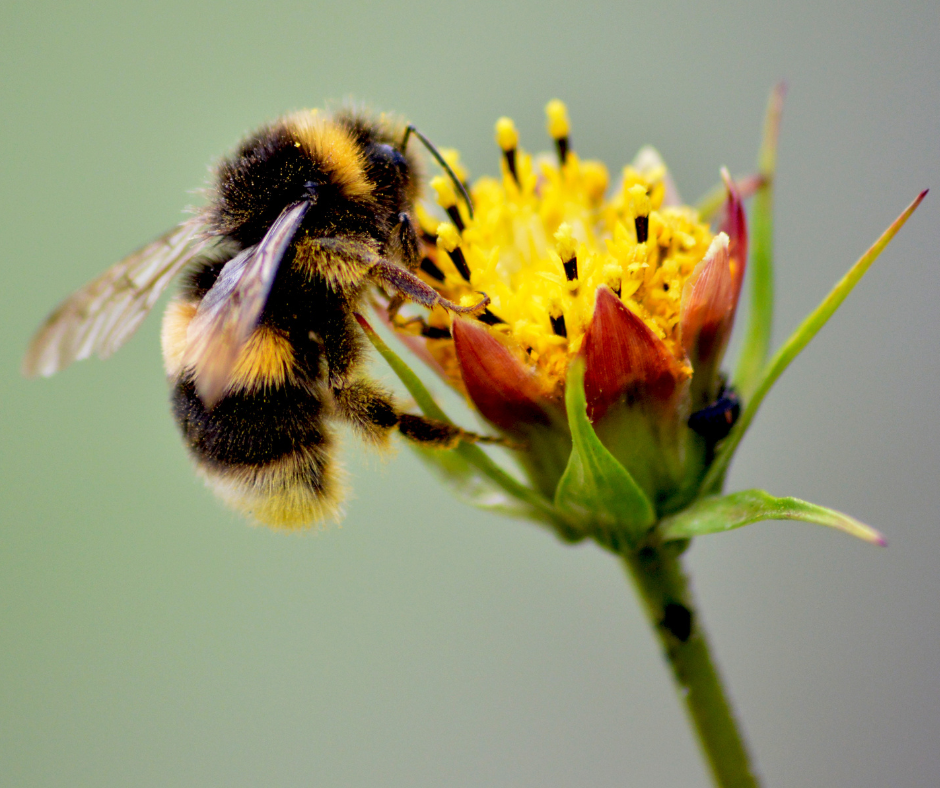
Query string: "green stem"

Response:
xmin=623 ymin=543 xmax=760 ymax=788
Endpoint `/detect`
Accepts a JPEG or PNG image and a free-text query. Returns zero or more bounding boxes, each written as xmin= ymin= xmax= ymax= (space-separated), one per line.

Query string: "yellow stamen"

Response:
xmin=431 ymin=175 xmax=458 ymax=210
xmin=545 ymin=99 xmax=571 ymax=140
xmin=437 ymin=222 xmax=460 ymax=252
xmin=495 ymin=117 xmax=519 ymax=151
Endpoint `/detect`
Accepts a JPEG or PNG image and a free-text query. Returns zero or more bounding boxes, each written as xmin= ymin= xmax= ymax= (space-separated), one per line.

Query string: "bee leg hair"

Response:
xmin=331 ymin=378 xmax=506 ymax=450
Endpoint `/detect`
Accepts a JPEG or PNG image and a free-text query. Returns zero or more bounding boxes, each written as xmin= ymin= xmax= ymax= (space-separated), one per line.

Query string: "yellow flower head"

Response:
xmin=415 ymin=101 xmax=718 ymax=399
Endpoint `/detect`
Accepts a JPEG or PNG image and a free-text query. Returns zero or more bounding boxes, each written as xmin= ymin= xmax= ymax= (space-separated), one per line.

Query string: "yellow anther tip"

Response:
xmin=430 ymin=175 xmax=458 ymax=209
xmin=554 ymin=223 xmax=578 ymax=261
xmin=436 ymin=222 xmax=460 ymax=252
xmin=545 ymin=99 xmax=570 ymax=139
xmin=495 ymin=117 xmax=519 ymax=151
xmin=628 ymin=183 xmax=651 ymax=217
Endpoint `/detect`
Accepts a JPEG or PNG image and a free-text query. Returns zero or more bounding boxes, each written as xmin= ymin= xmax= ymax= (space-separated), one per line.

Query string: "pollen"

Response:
xmin=415 ymin=104 xmax=716 ymax=391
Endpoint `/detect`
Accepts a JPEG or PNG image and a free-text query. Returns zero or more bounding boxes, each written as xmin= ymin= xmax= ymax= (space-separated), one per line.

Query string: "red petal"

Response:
xmin=581 ymin=286 xmax=684 ymax=421
xmin=452 ymin=319 xmax=549 ymax=431
xmin=719 ymin=169 xmax=748 ymax=313
xmin=680 ymin=233 xmax=734 ymax=370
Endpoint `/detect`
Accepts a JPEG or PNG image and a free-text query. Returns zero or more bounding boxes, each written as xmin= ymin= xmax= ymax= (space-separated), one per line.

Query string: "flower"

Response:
xmin=417 ymin=106 xmax=746 ymax=513
xmin=363 ymin=88 xmax=923 ymax=552
xmin=356 ymin=89 xmax=927 ymax=785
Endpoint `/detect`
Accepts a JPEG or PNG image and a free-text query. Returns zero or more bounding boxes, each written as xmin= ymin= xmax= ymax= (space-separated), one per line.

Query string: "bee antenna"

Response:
xmin=401 ymin=125 xmax=474 ymax=220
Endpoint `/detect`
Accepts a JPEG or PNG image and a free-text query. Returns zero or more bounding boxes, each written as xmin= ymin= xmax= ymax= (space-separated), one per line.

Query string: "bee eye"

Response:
xmin=370 ymin=144 xmax=408 ymax=178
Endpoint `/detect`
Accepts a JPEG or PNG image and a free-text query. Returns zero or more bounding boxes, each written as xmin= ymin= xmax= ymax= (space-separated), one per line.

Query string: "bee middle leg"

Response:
xmin=390 ymin=313 xmax=452 ymax=340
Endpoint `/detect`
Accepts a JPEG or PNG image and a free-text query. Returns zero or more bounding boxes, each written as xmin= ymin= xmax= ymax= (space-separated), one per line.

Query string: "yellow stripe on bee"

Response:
xmin=161 ymin=297 xmax=295 ymax=391
xmin=284 ymin=111 xmax=373 ymax=201
xmin=161 ymin=297 xmax=198 ymax=379
xmin=228 ymin=325 xmax=296 ymax=392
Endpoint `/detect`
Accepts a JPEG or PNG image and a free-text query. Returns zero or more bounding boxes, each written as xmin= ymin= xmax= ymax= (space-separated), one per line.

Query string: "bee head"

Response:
xmin=363 ymin=142 xmax=413 ymax=211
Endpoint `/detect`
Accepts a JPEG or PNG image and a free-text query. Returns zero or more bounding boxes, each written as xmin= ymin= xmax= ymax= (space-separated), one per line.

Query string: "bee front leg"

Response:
xmin=369 ymin=259 xmax=489 ymax=316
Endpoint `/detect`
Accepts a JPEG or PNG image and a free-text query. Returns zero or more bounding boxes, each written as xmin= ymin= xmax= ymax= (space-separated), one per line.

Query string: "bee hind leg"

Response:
xmin=397 ymin=414 xmax=514 ymax=449
xmin=331 ymin=377 xmax=508 ymax=450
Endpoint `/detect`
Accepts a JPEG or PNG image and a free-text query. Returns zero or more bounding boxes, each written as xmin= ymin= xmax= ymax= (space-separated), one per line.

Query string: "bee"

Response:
xmin=23 ymin=107 xmax=489 ymax=529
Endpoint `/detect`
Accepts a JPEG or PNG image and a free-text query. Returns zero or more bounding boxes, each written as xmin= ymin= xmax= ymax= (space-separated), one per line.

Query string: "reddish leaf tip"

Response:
xmin=353 ymin=312 xmax=374 ymax=334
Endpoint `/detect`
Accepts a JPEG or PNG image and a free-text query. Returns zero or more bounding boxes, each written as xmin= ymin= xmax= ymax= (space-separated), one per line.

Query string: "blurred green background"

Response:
xmin=2 ymin=1 xmax=937 ymax=786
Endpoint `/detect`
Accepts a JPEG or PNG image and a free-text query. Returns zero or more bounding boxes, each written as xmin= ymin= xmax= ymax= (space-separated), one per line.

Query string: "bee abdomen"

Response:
xmin=163 ymin=292 xmax=341 ymax=528
xmin=172 ymin=378 xmax=344 ymax=528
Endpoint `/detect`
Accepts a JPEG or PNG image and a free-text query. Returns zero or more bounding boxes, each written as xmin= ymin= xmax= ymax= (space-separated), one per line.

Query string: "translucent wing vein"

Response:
xmin=23 ymin=218 xmax=210 ymax=377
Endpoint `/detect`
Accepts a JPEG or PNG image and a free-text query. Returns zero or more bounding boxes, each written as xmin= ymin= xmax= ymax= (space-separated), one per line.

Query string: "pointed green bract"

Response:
xmin=659 ymin=489 xmax=886 ymax=545
xmin=356 ymin=313 xmax=564 ymax=528
xmin=554 ymin=360 xmax=656 ymax=546
xmin=733 ymin=83 xmax=786 ymax=402
xmin=410 ymin=444 xmax=551 ymax=523
xmin=702 ymin=189 xmax=928 ymax=494
xmin=354 ymin=313 xmax=451 ymax=423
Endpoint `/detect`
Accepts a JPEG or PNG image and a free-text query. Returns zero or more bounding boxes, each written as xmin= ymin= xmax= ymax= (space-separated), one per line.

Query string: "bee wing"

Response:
xmin=183 ymin=200 xmax=311 ymax=407
xmin=23 ymin=218 xmax=211 ymax=378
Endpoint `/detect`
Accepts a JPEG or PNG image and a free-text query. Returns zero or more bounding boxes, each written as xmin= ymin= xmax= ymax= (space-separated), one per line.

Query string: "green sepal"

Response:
xmin=702 ymin=188 xmax=928 ymax=494
xmin=554 ymin=359 xmax=656 ymax=547
xmin=658 ymin=489 xmax=886 ymax=546
xmin=355 ymin=313 xmax=566 ymax=530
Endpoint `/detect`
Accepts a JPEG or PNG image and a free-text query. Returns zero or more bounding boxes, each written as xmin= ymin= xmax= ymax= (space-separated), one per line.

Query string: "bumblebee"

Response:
xmin=23 ymin=108 xmax=488 ymax=528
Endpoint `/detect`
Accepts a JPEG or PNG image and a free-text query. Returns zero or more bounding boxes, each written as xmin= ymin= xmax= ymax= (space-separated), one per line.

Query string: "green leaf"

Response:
xmin=702 ymin=188 xmax=928 ymax=494
xmin=554 ymin=359 xmax=656 ymax=545
xmin=355 ymin=313 xmax=564 ymax=528
xmin=659 ymin=489 xmax=886 ymax=546
xmin=733 ymin=82 xmax=786 ymax=402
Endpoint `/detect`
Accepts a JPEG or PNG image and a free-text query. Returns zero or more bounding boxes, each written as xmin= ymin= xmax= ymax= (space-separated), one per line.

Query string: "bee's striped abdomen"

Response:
xmin=162 ymin=291 xmax=344 ymax=529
